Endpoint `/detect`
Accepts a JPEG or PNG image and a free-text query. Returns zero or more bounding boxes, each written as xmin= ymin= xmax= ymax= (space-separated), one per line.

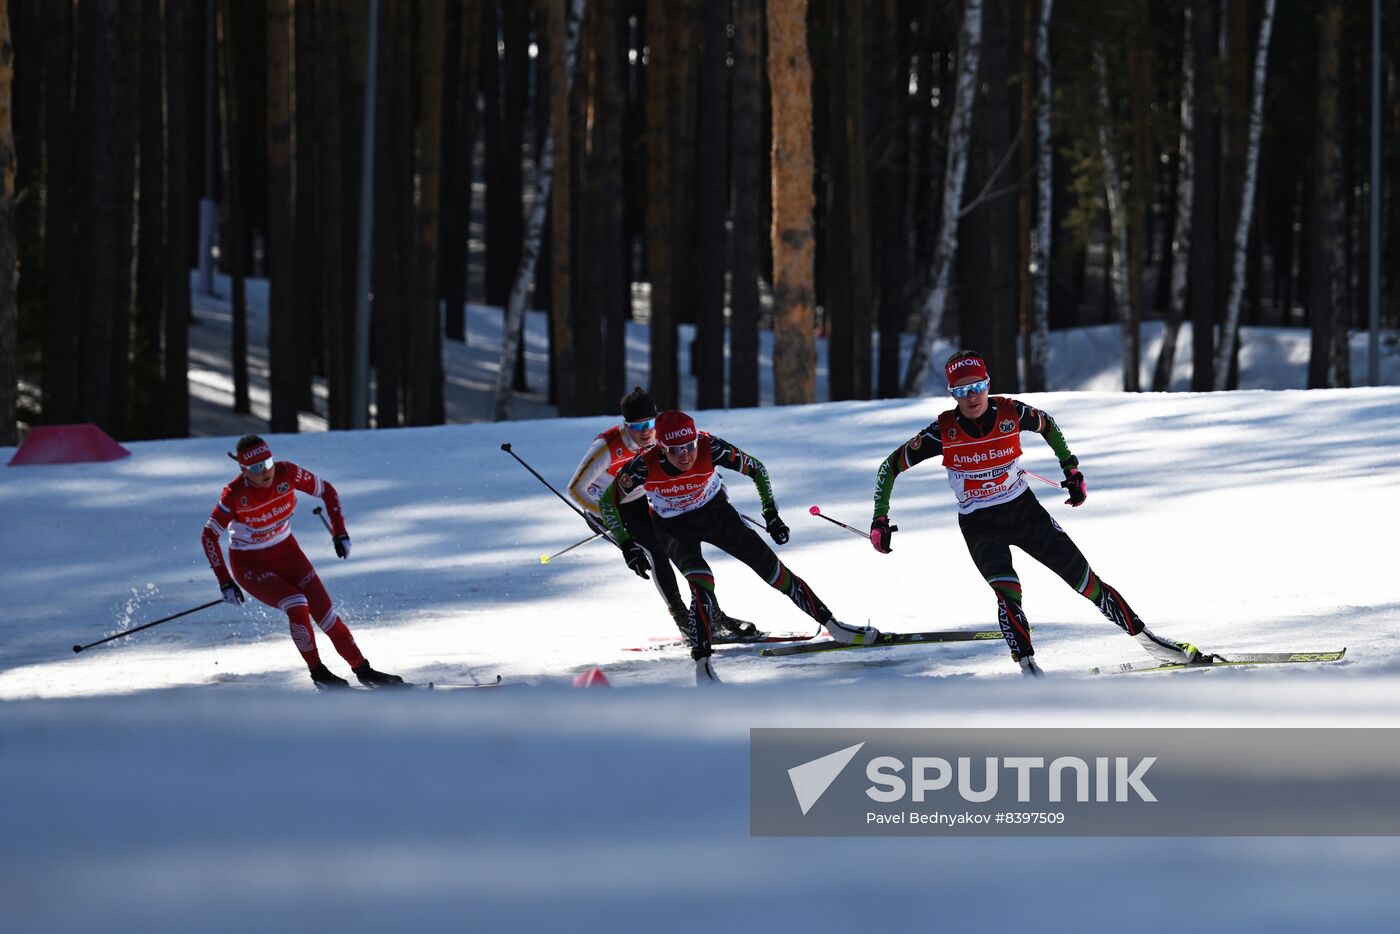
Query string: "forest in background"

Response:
xmin=0 ymin=0 xmax=1396 ymax=444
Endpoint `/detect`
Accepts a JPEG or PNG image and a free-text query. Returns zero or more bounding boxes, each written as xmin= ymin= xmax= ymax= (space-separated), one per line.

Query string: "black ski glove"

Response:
xmin=621 ymin=540 xmax=651 ymax=579
xmin=870 ymin=515 xmax=898 ymax=554
xmin=333 ymin=534 xmax=352 ymax=559
xmin=763 ymin=509 xmax=790 ymax=545
xmin=221 ymin=581 xmax=245 ymax=605
xmin=1061 ymin=469 xmax=1087 ymax=507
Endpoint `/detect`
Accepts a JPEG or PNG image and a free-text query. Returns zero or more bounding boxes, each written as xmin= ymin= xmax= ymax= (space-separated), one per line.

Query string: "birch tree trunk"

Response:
xmin=1093 ymin=46 xmax=1135 ymax=392
xmin=493 ymin=0 xmax=586 ymax=421
xmin=1027 ymin=0 xmax=1053 ymax=391
xmin=1152 ymin=5 xmax=1193 ymax=391
xmin=767 ymin=0 xmax=817 ymax=406
xmin=1212 ymin=0 xmax=1276 ymax=389
xmin=903 ymin=0 xmax=983 ymax=397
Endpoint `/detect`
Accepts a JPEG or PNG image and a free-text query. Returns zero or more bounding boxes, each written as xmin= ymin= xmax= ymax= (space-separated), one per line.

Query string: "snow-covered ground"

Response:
xmin=4 ymin=278 xmax=1400 ymax=930
xmin=4 ymin=382 xmax=1400 ymax=930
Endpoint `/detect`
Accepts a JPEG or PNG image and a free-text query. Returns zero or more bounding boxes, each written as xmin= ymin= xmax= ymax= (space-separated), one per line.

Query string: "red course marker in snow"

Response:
xmin=8 ymin=424 xmax=131 ymax=466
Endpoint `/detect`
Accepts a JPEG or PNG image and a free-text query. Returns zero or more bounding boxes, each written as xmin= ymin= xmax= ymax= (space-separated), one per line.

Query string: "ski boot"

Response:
xmin=352 ymin=661 xmax=407 ymax=688
xmin=714 ymin=615 xmax=763 ymax=643
xmin=1018 ymin=656 xmax=1045 ymax=677
xmin=669 ymin=604 xmax=692 ymax=639
xmin=1133 ymin=630 xmax=1205 ymax=665
xmin=309 ymin=663 xmax=349 ymax=690
xmin=821 ymin=616 xmax=880 ymax=646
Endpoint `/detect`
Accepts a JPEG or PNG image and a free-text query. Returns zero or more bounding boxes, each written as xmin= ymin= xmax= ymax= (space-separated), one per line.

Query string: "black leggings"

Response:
xmin=958 ymin=489 xmax=1143 ymax=658
xmin=618 ymin=496 xmax=685 ymax=613
xmin=655 ymin=494 xmax=829 ymax=658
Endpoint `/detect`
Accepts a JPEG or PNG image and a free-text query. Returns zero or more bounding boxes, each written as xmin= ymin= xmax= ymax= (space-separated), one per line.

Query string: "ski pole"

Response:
xmin=313 ymin=506 xmax=334 ymax=536
xmin=740 ymin=513 xmax=766 ymax=531
xmin=808 ymin=505 xmax=887 ymax=540
xmin=500 ymin=442 xmax=591 ymax=522
xmin=501 ymin=443 xmax=624 ymax=551
xmin=540 ymin=532 xmax=604 ymax=564
xmin=1020 ymin=469 xmax=1062 ymax=489
xmin=72 ymin=600 xmax=224 ymax=653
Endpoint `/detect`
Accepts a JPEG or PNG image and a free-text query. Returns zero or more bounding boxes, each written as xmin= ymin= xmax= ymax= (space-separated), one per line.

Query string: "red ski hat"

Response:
xmin=945 ymin=351 xmax=989 ymax=386
xmin=229 ymin=435 xmax=273 ymax=468
xmin=655 ymin=410 xmax=698 ymax=447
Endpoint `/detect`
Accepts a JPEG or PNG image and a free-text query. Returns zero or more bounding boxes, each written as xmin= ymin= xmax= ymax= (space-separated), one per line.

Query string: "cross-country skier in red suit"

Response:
xmin=601 ymin=411 xmax=878 ymax=685
xmin=869 ymin=351 xmax=1203 ymax=676
xmin=568 ymin=387 xmax=758 ymax=642
xmin=201 ymin=434 xmax=404 ymax=690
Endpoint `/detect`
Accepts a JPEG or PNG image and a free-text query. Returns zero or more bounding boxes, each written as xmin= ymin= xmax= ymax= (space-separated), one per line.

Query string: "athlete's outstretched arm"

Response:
xmin=872 ymin=425 xmax=942 ymax=519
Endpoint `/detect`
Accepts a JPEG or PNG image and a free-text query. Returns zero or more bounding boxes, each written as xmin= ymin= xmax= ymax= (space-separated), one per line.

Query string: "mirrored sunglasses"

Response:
xmin=948 ymin=378 xmax=990 ymax=399
xmin=626 ymin=417 xmax=656 ymax=432
xmin=243 ymin=457 xmax=274 ymax=475
xmin=665 ymin=439 xmax=698 ymax=456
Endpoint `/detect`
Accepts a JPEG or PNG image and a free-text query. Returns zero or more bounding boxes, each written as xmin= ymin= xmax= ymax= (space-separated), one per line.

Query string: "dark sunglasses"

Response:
xmin=626 ymin=417 xmax=657 ymax=432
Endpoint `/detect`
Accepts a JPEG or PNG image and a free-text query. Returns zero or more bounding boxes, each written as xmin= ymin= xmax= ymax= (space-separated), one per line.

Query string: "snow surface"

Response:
xmin=4 ymin=278 xmax=1400 ymax=930
xmin=4 ymin=385 xmax=1400 ymax=930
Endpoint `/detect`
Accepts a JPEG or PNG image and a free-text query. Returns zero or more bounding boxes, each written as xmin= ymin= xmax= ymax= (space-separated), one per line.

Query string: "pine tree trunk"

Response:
xmin=767 ymin=0 xmax=817 ymax=405
xmin=694 ymin=0 xmax=728 ymax=410
xmin=77 ymin=0 xmax=122 ymax=433
xmin=43 ymin=0 xmax=79 ymax=425
xmin=406 ymin=0 xmax=446 ymax=425
xmin=0 ymin=0 xmax=15 ymax=444
xmin=1188 ymin=0 xmax=1218 ymax=391
xmin=1152 ymin=5 xmax=1192 ymax=392
xmin=959 ymin=0 xmax=1015 ymax=391
xmin=266 ymin=0 xmax=297 ymax=431
xmin=843 ymin=0 xmax=872 ymax=400
xmin=128 ymin=0 xmax=166 ymax=439
xmin=1307 ymin=0 xmax=1349 ymax=388
xmin=292 ymin=0 xmax=319 ymax=412
xmin=903 ymin=0 xmax=982 ymax=396
xmin=547 ymin=0 xmax=576 ymax=416
xmin=668 ymin=0 xmax=698 ymax=354
xmin=595 ymin=0 xmax=627 ymax=410
xmin=1213 ymin=0 xmax=1275 ymax=389
xmin=643 ymin=0 xmax=677 ymax=406
xmin=492 ymin=0 xmax=586 ymax=421
xmin=1017 ymin=0 xmax=1035 ymax=391
xmin=1126 ymin=0 xmax=1152 ymax=393
xmin=316 ymin=2 xmax=347 ymax=426
xmin=163 ymin=0 xmax=192 ymax=437
xmin=219 ymin=1 xmax=250 ymax=415
xmin=729 ymin=0 xmax=763 ymax=409
xmin=442 ymin=0 xmax=483 ymax=344
xmin=1027 ymin=0 xmax=1053 ymax=391
xmin=819 ymin=0 xmax=853 ymax=401
xmin=872 ymin=0 xmax=908 ymax=399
